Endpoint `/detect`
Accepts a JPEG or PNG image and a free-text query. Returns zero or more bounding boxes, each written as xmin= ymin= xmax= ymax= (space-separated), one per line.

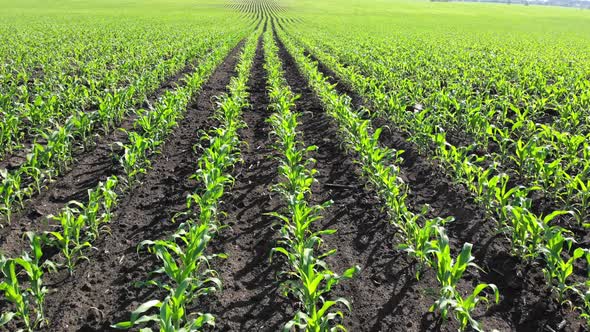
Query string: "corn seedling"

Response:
xmin=45 ymin=204 xmax=92 ymax=274
xmin=0 ymin=256 xmax=32 ymax=331
xmin=84 ymin=176 xmax=119 ymax=240
xmin=0 ymin=233 xmax=56 ymax=331
xmin=398 ymin=213 xmax=453 ymax=280
xmin=429 ymin=229 xmax=499 ymax=331
xmin=540 ymin=227 xmax=586 ymax=304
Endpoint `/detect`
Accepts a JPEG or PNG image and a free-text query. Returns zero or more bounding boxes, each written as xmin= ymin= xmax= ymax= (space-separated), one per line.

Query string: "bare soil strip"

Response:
xmin=201 ymin=34 xmax=293 ymax=332
xmin=290 ymin=35 xmax=584 ymax=331
xmin=38 ymin=41 xmax=245 ymax=332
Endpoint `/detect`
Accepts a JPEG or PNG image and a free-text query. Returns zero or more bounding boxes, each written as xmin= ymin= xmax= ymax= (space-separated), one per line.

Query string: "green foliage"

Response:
xmin=0 ymin=4 xmax=250 ymax=223
xmin=0 ymin=233 xmax=55 ymax=331
xmin=429 ymin=230 xmax=500 ymax=332
xmin=540 ymin=228 xmax=586 ymax=303
xmin=278 ymin=25 xmax=501 ymax=331
xmin=114 ymin=30 xmax=259 ymax=331
xmin=279 ymin=2 xmax=590 ymax=325
xmin=45 ymin=204 xmax=92 ymax=274
xmin=264 ymin=30 xmax=358 ymax=331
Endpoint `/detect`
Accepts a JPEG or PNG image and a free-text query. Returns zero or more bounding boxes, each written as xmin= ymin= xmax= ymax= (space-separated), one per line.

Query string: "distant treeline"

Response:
xmin=431 ymin=0 xmax=590 ymax=9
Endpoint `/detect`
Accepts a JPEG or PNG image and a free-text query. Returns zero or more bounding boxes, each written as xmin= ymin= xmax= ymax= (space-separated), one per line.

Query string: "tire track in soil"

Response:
xmin=0 ymin=48 xmax=213 ymax=257
xmin=39 ymin=41 xmax=245 ymax=332
xmin=288 ymin=35 xmax=584 ymax=331
xmin=202 ymin=35 xmax=293 ymax=332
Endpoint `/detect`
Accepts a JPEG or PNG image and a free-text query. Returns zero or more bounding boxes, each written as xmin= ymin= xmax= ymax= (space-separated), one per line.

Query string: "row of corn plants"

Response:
xmin=0 ymin=26 xmax=202 ymax=160
xmin=263 ymin=30 xmax=359 ymax=331
xmin=285 ymin=28 xmax=590 ymax=228
xmin=0 ymin=175 xmax=118 ymax=331
xmin=282 ymin=29 xmax=590 ymax=325
xmin=278 ymin=30 xmax=499 ymax=332
xmin=0 ymin=32 xmax=245 ymax=224
xmin=0 ymin=14 xmax=253 ymax=160
xmin=113 ymin=31 xmax=259 ymax=331
xmin=0 ymin=35 xmax=245 ymax=332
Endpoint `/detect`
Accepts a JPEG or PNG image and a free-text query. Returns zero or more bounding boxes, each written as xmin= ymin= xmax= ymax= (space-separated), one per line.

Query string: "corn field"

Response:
xmin=1 ymin=0 xmax=589 ymax=331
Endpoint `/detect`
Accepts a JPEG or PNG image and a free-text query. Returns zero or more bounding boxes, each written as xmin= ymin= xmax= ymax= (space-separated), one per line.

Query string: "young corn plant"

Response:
xmin=564 ymin=175 xmax=590 ymax=226
xmin=280 ymin=248 xmax=358 ymax=332
xmin=430 ymin=229 xmax=499 ymax=332
xmin=0 ymin=169 xmax=24 ymax=223
xmin=41 ymin=123 xmax=75 ymax=174
xmin=115 ymin=222 xmax=223 ymax=331
xmin=0 ymin=256 xmax=32 ymax=331
xmin=15 ymin=232 xmax=56 ymax=328
xmin=138 ymin=222 xmax=223 ymax=297
xmin=398 ymin=212 xmax=453 ymax=280
xmin=0 ymin=114 xmax=21 ymax=157
xmin=84 ymin=176 xmax=119 ymax=240
xmin=432 ymin=132 xmax=475 ymax=186
xmin=540 ymin=227 xmax=585 ymax=304
xmin=0 ymin=232 xmax=55 ymax=331
xmin=45 ymin=204 xmax=92 ymax=274
xmin=117 ymin=132 xmax=153 ymax=187
xmin=23 ymin=165 xmax=44 ymax=196
xmin=575 ymin=286 xmax=590 ymax=327
xmin=84 ymin=191 xmax=102 ymax=241
xmin=453 ymin=283 xmax=500 ymax=332
xmin=135 ymin=108 xmax=160 ymax=138
xmin=68 ymin=111 xmax=94 ymax=151
xmin=503 ymin=207 xmax=571 ymax=261
xmin=113 ymin=283 xmax=215 ymax=332
xmin=97 ymin=91 xmax=128 ymax=135
xmin=471 ymin=167 xmax=502 ymax=212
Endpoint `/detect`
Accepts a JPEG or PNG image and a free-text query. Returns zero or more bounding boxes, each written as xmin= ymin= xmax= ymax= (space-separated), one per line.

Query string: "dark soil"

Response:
xmin=0 ymin=45 xmax=212 ymax=217
xmin=35 ymin=40 xmax=245 ymax=332
xmin=276 ymin=29 xmax=586 ymax=332
xmin=0 ymin=49 xmax=215 ymax=258
xmin=201 ymin=35 xmax=292 ymax=331
xmin=1 ymin=19 xmax=586 ymax=332
xmin=292 ymin=25 xmax=588 ymax=252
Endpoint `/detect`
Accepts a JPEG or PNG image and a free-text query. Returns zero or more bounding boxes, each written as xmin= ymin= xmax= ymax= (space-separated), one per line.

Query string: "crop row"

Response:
xmin=114 ymin=30 xmax=259 ymax=331
xmin=277 ymin=29 xmax=501 ymax=331
xmin=281 ymin=27 xmax=590 ymax=325
xmin=0 ymin=33 xmax=244 ymax=331
xmin=228 ymin=0 xmax=300 ymax=28
xmin=263 ymin=29 xmax=359 ymax=331
xmin=229 ymin=0 xmax=285 ymax=15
